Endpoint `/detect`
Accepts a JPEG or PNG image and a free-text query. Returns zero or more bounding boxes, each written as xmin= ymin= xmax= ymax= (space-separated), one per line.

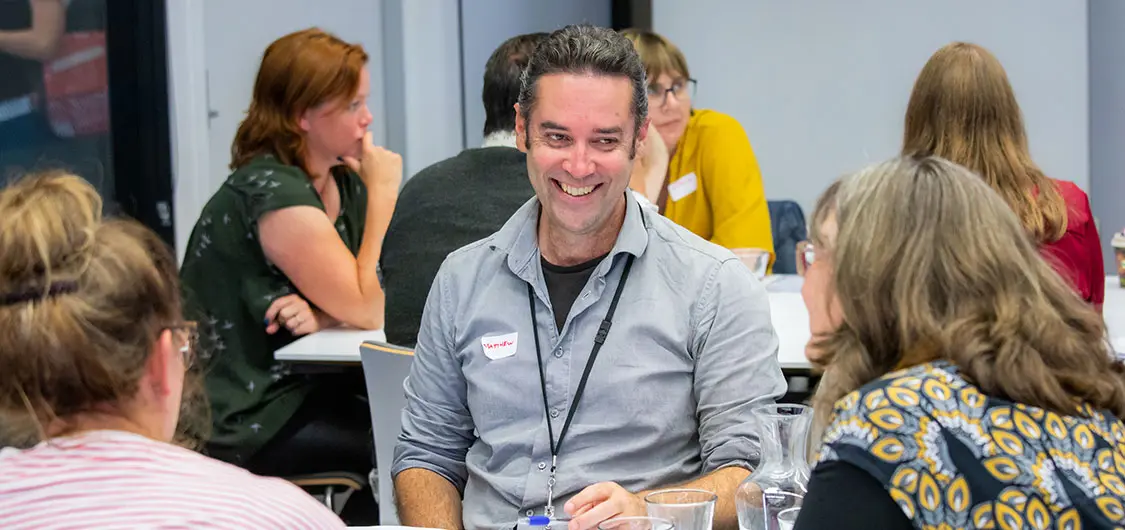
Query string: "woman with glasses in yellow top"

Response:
xmin=622 ymin=29 xmax=775 ymax=268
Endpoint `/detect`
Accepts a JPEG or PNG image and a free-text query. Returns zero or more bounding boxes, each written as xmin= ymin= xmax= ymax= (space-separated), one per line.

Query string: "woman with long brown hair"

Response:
xmin=0 ymin=172 xmax=344 ymax=527
xmin=903 ymin=42 xmax=1105 ymax=310
xmin=792 ymin=156 xmax=1125 ymax=529
xmin=179 ymin=28 xmax=398 ymax=522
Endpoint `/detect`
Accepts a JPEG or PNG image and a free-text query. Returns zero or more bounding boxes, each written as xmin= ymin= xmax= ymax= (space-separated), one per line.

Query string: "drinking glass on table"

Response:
xmin=644 ymin=489 xmax=717 ymax=530
xmin=777 ymin=507 xmax=801 ymax=530
xmin=597 ymin=516 xmax=675 ymax=530
xmin=732 ymin=248 xmax=770 ymax=280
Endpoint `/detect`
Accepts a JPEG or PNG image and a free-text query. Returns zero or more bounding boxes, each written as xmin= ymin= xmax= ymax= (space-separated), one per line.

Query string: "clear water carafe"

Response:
xmin=735 ymin=404 xmax=812 ymax=530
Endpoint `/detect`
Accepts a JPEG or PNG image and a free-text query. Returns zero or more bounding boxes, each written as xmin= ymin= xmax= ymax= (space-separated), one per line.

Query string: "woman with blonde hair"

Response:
xmin=903 ymin=42 xmax=1105 ymax=310
xmin=620 ymin=29 xmax=775 ymax=265
xmin=180 ymin=28 xmax=398 ymax=522
xmin=0 ymin=172 xmax=344 ymax=527
xmin=792 ymin=156 xmax=1125 ymax=529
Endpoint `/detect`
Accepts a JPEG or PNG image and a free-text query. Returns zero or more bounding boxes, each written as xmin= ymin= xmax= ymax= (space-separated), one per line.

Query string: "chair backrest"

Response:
xmin=768 ymin=200 xmax=808 ymax=275
xmin=359 ymin=340 xmax=415 ymax=526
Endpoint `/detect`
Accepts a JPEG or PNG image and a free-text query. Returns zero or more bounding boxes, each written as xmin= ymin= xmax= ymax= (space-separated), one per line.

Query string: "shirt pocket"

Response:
xmin=461 ymin=327 xmax=544 ymax=437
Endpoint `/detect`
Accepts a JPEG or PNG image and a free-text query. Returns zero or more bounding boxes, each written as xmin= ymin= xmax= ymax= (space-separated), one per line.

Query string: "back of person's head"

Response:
xmin=517 ymin=24 xmax=648 ymax=148
xmin=808 ymin=156 xmax=1124 ymax=426
xmin=0 ymin=172 xmax=198 ymax=447
xmin=903 ymin=42 xmax=1066 ymax=243
xmin=482 ymin=32 xmax=547 ymax=137
xmin=231 ymin=27 xmax=368 ymax=173
xmin=619 ymin=28 xmax=691 ymax=82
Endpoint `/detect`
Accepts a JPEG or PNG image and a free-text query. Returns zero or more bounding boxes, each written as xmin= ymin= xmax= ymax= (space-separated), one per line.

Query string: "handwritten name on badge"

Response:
xmin=481 ymin=332 xmax=518 ymax=360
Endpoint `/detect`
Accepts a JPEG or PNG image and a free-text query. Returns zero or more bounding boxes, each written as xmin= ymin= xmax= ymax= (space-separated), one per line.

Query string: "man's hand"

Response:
xmin=564 ymin=482 xmax=646 ymax=530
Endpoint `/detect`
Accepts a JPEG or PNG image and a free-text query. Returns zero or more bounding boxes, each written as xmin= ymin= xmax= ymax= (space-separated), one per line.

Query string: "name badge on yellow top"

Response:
xmin=667 ymin=173 xmax=698 ymax=202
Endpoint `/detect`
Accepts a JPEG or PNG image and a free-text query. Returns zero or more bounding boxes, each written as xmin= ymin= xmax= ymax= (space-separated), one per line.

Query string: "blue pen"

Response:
xmin=521 ymin=515 xmax=570 ymax=528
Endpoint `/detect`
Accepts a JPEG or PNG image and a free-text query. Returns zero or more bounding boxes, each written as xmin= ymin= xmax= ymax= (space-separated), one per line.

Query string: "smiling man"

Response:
xmin=392 ymin=25 xmax=785 ymax=530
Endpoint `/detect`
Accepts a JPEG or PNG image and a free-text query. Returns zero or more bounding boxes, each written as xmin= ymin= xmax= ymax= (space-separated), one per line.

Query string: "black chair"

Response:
xmin=768 ymin=200 xmax=808 ymax=275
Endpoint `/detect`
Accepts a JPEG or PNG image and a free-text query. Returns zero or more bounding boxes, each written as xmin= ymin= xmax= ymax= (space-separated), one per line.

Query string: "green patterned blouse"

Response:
xmin=179 ymin=154 xmax=367 ymax=463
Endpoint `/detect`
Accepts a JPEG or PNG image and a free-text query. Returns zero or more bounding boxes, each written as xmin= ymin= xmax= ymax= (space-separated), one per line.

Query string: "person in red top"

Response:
xmin=1038 ymin=181 xmax=1105 ymax=310
xmin=902 ymin=42 xmax=1105 ymax=310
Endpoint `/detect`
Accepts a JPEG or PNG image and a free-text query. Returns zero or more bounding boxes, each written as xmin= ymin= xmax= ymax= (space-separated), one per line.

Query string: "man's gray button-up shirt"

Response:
xmin=393 ymin=193 xmax=786 ymax=530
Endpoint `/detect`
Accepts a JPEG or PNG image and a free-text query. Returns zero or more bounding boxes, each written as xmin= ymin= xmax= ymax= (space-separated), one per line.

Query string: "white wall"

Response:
xmin=459 ymin=0 xmax=611 ymax=148
xmin=384 ymin=0 xmax=465 ymax=179
xmin=1089 ymin=0 xmax=1125 ymax=269
xmin=166 ymin=0 xmax=211 ymax=263
xmin=653 ymin=0 xmax=1090 ymax=214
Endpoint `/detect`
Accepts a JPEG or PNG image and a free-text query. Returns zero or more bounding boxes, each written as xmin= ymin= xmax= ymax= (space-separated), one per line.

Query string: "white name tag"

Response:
xmin=481 ymin=332 xmax=518 ymax=360
xmin=667 ymin=173 xmax=698 ymax=202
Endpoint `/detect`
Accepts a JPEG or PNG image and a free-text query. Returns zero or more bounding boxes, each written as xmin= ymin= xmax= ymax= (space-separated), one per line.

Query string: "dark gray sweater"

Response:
xmin=380 ymin=146 xmax=534 ymax=347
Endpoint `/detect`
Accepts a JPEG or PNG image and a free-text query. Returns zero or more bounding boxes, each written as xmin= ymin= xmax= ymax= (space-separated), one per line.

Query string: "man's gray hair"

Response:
xmin=517 ymin=24 xmax=649 ymax=153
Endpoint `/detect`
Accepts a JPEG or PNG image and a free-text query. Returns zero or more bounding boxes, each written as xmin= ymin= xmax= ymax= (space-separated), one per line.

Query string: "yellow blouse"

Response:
xmin=663 ymin=109 xmax=774 ymax=261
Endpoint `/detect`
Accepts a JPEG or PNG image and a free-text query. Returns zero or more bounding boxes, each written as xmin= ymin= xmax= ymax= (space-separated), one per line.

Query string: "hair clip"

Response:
xmin=0 ymin=281 xmax=79 ymax=307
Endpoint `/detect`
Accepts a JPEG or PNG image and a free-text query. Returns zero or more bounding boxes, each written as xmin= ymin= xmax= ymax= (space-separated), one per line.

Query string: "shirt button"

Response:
xmin=538 ymin=462 xmax=547 ymax=470
xmin=526 ymin=510 xmax=534 ymax=516
xmin=554 ymin=349 xmax=563 ymax=358
xmin=550 ymin=409 xmax=560 ymax=418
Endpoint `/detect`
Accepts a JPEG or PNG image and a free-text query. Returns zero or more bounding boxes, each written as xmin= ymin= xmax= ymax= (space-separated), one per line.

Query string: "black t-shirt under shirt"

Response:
xmin=540 ymin=253 xmax=608 ymax=332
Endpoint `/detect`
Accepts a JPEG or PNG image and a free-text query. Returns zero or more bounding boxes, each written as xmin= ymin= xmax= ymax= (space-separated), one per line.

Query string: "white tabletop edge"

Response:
xmin=274 ymin=350 xmax=363 ymax=363
xmin=275 ymin=278 xmax=1122 ymax=365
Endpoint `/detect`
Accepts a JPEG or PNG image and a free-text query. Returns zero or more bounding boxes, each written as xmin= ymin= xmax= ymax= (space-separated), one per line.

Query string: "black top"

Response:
xmin=380 ymin=146 xmax=534 ymax=347
xmin=792 ymin=461 xmax=912 ymax=530
xmin=0 ymin=0 xmax=41 ymax=101
xmin=540 ymin=253 xmax=607 ymax=332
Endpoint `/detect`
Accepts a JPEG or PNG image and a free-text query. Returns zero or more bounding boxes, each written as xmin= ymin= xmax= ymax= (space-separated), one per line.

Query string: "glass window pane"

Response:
xmin=0 ymin=0 xmax=113 ymax=212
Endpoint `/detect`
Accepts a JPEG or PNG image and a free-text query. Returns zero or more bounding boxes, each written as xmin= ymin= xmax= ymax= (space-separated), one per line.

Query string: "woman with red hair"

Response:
xmin=180 ymin=28 xmax=400 ymax=523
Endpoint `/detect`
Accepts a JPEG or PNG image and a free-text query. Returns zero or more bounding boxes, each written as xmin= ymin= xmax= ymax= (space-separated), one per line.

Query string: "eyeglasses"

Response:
xmin=796 ymin=241 xmax=816 ymax=277
xmin=646 ymin=78 xmax=697 ymax=106
xmin=164 ymin=321 xmax=198 ymax=370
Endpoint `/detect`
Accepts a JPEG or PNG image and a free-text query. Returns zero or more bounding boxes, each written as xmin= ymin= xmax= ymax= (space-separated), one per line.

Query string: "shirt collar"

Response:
xmin=481 ymin=130 xmax=518 ymax=149
xmin=501 ymin=191 xmax=650 ymax=282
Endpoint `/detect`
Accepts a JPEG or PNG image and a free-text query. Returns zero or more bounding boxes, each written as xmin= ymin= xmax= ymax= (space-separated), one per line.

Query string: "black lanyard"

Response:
xmin=526 ymin=253 xmax=634 ymax=518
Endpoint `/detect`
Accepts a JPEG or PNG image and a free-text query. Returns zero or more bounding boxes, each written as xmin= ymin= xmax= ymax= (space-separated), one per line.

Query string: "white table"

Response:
xmin=273 ymin=276 xmax=1124 ymax=366
xmin=765 ymin=276 xmax=1125 ymax=364
xmin=761 ymin=274 xmax=813 ymax=370
xmin=274 ymin=327 xmax=386 ymax=363
xmin=769 ymin=292 xmax=813 ymax=370
xmin=348 ymin=527 xmax=438 ymax=530
xmin=272 ymin=284 xmax=814 ymax=370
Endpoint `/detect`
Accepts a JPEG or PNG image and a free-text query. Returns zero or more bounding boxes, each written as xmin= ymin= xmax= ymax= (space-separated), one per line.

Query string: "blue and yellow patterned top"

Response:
xmin=818 ymin=361 xmax=1125 ymax=529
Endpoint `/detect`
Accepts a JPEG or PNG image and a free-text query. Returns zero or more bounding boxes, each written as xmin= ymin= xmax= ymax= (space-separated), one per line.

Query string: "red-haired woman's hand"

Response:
xmin=265 ymin=294 xmax=321 ymax=336
xmin=341 ymin=131 xmax=402 ymax=197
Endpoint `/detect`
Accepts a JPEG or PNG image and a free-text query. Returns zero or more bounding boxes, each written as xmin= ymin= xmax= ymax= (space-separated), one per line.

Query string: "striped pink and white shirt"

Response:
xmin=0 ymin=430 xmax=346 ymax=529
